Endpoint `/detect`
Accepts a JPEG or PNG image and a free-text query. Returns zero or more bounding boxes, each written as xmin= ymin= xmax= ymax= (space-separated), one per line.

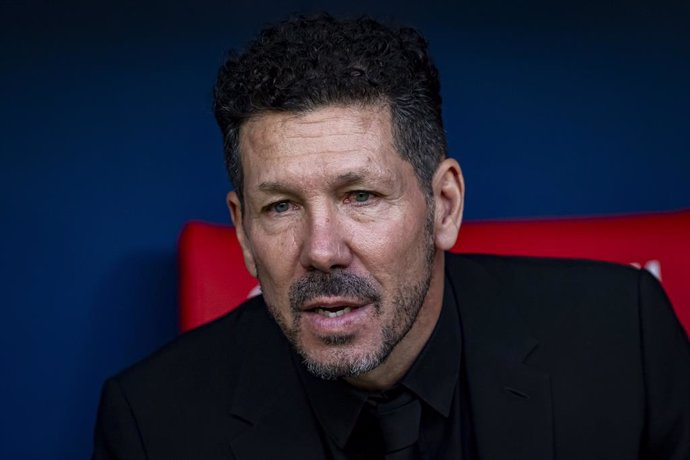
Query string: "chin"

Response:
xmin=296 ymin=335 xmax=392 ymax=380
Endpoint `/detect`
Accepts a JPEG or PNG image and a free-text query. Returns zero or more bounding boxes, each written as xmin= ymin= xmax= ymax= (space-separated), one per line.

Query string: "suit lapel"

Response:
xmin=449 ymin=255 xmax=554 ymax=460
xmin=225 ymin=305 xmax=325 ymax=460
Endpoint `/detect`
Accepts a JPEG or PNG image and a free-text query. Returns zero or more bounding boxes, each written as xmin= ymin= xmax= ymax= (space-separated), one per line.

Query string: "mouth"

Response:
xmin=302 ymin=298 xmax=367 ymax=316
xmin=300 ymin=299 xmax=372 ymax=333
xmin=312 ymin=305 xmax=354 ymax=318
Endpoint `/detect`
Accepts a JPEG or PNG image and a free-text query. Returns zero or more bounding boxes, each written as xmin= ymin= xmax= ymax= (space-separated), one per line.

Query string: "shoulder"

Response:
xmin=445 ymin=252 xmax=661 ymax=341
xmin=110 ymin=295 xmax=275 ymax=405
xmin=93 ymin=296 xmax=301 ymax=457
xmin=446 ymin=251 xmax=642 ymax=286
xmin=445 ymin=252 xmax=647 ymax=303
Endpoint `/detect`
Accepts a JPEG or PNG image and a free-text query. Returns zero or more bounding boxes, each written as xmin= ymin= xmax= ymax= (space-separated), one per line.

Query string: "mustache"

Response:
xmin=289 ymin=270 xmax=381 ymax=311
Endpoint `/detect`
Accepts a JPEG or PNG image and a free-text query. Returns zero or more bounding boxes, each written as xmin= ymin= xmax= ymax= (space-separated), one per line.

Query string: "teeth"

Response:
xmin=315 ymin=306 xmax=352 ymax=318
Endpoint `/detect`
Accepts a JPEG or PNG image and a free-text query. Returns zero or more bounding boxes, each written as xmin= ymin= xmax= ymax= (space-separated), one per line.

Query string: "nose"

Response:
xmin=299 ymin=207 xmax=353 ymax=272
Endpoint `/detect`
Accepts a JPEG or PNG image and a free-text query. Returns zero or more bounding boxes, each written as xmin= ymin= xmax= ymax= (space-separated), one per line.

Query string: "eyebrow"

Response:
xmin=257 ymin=181 xmax=293 ymax=194
xmin=335 ymin=171 xmax=368 ymax=186
xmin=257 ymin=169 xmax=393 ymax=195
xmin=335 ymin=170 xmax=396 ymax=189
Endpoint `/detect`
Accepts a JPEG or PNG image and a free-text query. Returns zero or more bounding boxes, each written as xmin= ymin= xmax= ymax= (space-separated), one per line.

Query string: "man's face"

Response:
xmin=229 ymin=104 xmax=444 ymax=380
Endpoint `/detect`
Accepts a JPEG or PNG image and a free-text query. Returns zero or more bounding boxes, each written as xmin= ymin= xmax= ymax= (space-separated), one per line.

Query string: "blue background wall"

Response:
xmin=1 ymin=1 xmax=688 ymax=458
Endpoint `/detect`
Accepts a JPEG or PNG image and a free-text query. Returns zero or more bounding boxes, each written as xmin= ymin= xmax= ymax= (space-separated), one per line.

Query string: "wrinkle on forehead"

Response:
xmin=257 ymin=166 xmax=398 ymax=196
xmin=240 ymin=104 xmax=393 ymax=159
xmin=237 ymin=104 xmax=408 ymax=205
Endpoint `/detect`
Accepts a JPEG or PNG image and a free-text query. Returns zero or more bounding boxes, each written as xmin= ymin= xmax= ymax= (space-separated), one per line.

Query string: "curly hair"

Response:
xmin=213 ymin=14 xmax=447 ymax=205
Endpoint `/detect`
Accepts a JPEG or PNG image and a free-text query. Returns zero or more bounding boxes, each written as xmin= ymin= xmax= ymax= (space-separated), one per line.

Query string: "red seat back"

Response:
xmin=179 ymin=210 xmax=690 ymax=334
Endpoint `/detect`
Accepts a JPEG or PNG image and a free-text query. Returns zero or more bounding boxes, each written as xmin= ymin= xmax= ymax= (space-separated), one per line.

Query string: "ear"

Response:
xmin=227 ymin=191 xmax=258 ymax=278
xmin=432 ymin=158 xmax=465 ymax=251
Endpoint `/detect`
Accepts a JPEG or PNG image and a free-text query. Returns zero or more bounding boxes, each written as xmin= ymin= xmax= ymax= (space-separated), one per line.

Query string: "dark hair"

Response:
xmin=213 ymin=14 xmax=447 ymax=205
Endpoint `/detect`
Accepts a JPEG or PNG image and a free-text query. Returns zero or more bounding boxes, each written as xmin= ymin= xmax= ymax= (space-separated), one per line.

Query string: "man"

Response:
xmin=93 ymin=14 xmax=690 ymax=459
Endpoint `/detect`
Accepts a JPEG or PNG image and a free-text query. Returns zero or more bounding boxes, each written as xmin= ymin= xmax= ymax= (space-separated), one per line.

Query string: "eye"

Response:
xmin=271 ymin=201 xmax=291 ymax=213
xmin=351 ymin=191 xmax=371 ymax=203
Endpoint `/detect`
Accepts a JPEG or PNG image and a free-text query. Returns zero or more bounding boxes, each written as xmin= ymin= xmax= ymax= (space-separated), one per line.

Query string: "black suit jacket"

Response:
xmin=93 ymin=254 xmax=690 ymax=459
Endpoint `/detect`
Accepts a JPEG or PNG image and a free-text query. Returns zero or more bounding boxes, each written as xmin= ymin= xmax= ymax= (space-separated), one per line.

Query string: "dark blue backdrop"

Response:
xmin=1 ymin=1 xmax=688 ymax=458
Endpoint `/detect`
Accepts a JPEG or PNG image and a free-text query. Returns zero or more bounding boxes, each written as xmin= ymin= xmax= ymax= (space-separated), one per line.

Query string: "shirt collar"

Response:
xmin=400 ymin=275 xmax=462 ymax=417
xmin=295 ymin=273 xmax=463 ymax=449
xmin=294 ymin=354 xmax=368 ymax=448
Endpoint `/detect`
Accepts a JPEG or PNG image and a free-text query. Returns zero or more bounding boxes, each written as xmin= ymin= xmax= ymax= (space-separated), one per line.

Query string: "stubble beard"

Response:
xmin=261 ymin=208 xmax=436 ymax=380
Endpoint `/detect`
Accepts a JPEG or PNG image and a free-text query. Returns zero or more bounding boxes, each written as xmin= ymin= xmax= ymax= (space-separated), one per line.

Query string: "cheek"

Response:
xmin=249 ymin=231 xmax=300 ymax=301
xmin=353 ymin=206 xmax=431 ymax=284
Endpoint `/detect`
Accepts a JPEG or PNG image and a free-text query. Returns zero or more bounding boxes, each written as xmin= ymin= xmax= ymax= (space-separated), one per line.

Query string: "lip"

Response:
xmin=301 ymin=297 xmax=369 ymax=312
xmin=301 ymin=301 xmax=374 ymax=335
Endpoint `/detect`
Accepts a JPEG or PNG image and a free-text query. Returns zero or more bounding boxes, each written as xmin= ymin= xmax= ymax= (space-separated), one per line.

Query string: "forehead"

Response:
xmin=238 ymin=104 xmax=400 ymax=184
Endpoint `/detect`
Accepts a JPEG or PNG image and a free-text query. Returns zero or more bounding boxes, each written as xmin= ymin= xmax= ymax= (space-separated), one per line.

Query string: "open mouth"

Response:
xmin=301 ymin=300 xmax=372 ymax=334
xmin=313 ymin=306 xmax=353 ymax=318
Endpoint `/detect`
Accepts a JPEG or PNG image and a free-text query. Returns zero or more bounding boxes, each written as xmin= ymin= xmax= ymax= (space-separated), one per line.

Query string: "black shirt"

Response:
xmin=294 ymin=275 xmax=475 ymax=459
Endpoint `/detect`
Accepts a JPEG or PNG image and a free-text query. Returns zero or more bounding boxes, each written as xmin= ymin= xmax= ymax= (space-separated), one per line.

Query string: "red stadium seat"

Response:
xmin=178 ymin=209 xmax=690 ymax=334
